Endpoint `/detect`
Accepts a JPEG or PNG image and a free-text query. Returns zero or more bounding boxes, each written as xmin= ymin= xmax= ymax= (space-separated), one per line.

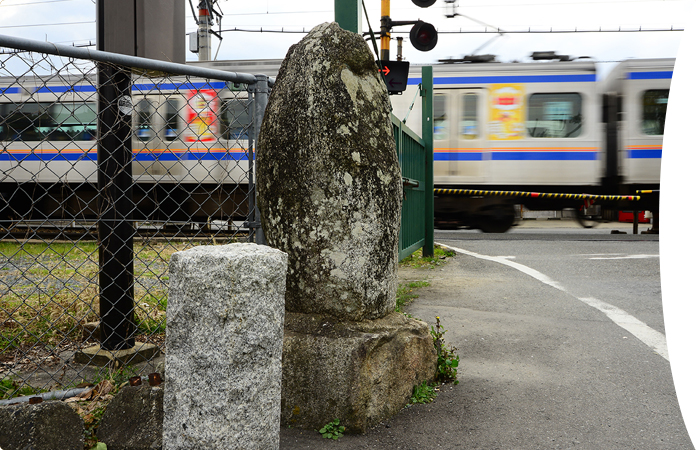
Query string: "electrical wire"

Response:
xmin=0 ymin=20 xmax=94 ymax=29
xmin=211 ymin=25 xmax=684 ymax=35
xmin=0 ymin=0 xmax=75 ymax=6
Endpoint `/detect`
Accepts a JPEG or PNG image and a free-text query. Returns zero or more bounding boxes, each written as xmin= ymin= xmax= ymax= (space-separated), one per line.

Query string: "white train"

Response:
xmin=0 ymin=72 xmax=253 ymax=225
xmin=0 ymin=56 xmax=670 ymax=232
xmin=390 ymin=54 xmax=671 ymax=231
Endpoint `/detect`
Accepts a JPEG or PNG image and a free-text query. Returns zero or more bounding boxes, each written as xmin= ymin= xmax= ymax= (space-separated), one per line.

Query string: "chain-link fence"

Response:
xmin=0 ymin=34 xmax=271 ymax=401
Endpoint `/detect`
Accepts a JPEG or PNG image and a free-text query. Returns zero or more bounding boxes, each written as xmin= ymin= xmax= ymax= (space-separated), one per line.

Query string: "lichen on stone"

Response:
xmin=257 ymin=22 xmax=402 ymax=322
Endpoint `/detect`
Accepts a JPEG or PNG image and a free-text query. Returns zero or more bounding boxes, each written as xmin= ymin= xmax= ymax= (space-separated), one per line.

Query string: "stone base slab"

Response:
xmin=281 ymin=311 xmax=436 ymax=433
xmin=74 ymin=342 xmax=160 ymax=367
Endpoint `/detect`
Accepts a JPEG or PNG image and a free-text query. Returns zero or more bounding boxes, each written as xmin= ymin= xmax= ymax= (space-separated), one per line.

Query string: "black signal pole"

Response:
xmin=97 ymin=0 xmax=135 ymax=350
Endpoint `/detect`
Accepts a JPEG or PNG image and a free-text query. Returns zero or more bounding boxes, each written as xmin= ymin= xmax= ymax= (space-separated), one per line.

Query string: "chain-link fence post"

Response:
xmin=247 ymin=74 xmax=270 ymax=245
xmin=97 ymin=62 xmax=135 ymax=350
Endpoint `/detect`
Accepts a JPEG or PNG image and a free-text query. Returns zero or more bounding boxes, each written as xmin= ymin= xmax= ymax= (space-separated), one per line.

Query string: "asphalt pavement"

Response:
xmin=279 ymin=219 xmax=692 ymax=450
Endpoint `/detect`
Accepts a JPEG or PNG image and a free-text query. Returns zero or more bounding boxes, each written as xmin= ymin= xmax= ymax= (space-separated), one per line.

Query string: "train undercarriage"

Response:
xmin=433 ymin=184 xmax=660 ymax=233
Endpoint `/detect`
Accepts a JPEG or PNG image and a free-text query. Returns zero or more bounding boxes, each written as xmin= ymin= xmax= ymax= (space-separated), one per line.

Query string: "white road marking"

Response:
xmin=589 ymin=254 xmax=659 ymax=260
xmin=439 ymin=243 xmax=669 ymax=361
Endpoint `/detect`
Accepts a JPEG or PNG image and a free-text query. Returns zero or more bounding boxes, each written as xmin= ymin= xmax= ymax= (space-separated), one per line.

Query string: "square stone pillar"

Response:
xmin=163 ymin=243 xmax=287 ymax=450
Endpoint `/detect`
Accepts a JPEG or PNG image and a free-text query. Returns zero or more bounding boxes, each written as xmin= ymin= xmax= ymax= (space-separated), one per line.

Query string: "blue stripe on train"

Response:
xmin=31 ymin=81 xmax=228 ymax=94
xmin=627 ymin=71 xmax=673 ymax=80
xmin=409 ymin=73 xmax=597 ymax=85
xmin=0 ymin=151 xmax=248 ymax=162
xmin=434 ymin=152 xmax=598 ymax=161
xmin=628 ymin=149 xmax=662 ymax=158
xmin=434 ymin=153 xmax=483 ymax=161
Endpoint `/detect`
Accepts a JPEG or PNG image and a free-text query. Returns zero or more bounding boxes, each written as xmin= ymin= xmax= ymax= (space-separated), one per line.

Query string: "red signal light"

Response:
xmin=410 ymin=21 xmax=438 ymax=52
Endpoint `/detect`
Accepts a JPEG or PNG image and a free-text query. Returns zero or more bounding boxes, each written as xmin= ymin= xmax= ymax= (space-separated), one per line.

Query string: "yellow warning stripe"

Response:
xmin=433 ymin=188 xmax=640 ymax=201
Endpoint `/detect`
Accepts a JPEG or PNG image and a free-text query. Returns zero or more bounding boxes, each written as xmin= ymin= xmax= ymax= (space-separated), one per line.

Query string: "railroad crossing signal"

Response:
xmin=377 ymin=60 xmax=410 ymax=94
xmin=410 ymin=20 xmax=438 ymax=52
xmin=379 ymin=0 xmax=439 ymax=61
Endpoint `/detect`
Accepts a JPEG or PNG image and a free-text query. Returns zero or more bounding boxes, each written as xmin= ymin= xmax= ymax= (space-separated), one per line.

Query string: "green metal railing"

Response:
xmin=395 ymin=66 xmax=434 ymax=261
xmin=394 ymin=114 xmax=426 ymax=260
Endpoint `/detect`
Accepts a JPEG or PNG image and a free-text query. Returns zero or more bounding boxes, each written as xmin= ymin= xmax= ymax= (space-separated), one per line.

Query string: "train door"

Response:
xmin=132 ymin=96 xmax=186 ymax=179
xmin=132 ymin=97 xmax=164 ymax=177
xmin=625 ymin=87 xmax=668 ymax=186
xmin=433 ymin=88 xmax=487 ymax=185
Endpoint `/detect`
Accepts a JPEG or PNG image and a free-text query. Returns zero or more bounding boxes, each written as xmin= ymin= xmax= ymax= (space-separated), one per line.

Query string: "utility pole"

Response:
xmin=197 ymin=0 xmax=213 ymax=61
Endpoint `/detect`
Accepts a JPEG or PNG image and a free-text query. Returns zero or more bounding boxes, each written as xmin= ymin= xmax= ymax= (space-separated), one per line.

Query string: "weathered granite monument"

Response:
xmin=257 ymin=22 xmax=436 ymax=432
xmin=162 ymin=244 xmax=287 ymax=449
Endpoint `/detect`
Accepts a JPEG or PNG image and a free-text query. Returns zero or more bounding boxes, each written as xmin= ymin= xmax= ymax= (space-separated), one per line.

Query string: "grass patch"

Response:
xmin=0 ymin=377 xmax=40 ymax=400
xmin=395 ymin=244 xmax=454 ymax=314
xmin=411 ymin=380 xmax=438 ymax=404
xmin=0 ymin=240 xmax=198 ymax=368
xmin=396 ymin=280 xmax=430 ymax=313
xmin=399 ymin=245 xmax=455 ymax=269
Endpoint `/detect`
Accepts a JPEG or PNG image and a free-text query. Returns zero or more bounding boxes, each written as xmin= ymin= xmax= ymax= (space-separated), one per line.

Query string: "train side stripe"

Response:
xmin=627 ymin=71 xmax=673 ymax=80
xmin=434 ymin=147 xmax=599 ymax=161
xmin=30 ymin=81 xmax=228 ymax=94
xmin=408 ymin=73 xmax=596 ymax=85
xmin=490 ymin=151 xmax=597 ymax=161
xmin=0 ymin=149 xmax=249 ymax=161
xmin=627 ymin=146 xmax=662 ymax=159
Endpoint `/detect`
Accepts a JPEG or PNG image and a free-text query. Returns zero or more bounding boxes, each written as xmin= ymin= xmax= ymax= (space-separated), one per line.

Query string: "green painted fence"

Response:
xmin=395 ymin=66 xmax=434 ymax=261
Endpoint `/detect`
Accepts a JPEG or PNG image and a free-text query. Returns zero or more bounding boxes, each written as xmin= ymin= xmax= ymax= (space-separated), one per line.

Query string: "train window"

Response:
xmin=0 ymin=102 xmax=96 ymax=142
xmin=164 ymin=99 xmax=179 ymax=141
xmin=0 ymin=103 xmax=46 ymax=141
xmin=527 ymin=93 xmax=582 ymax=138
xmin=434 ymin=94 xmax=448 ymax=141
xmin=220 ymin=99 xmax=250 ymax=140
xmin=642 ymin=90 xmax=669 ymax=135
xmin=459 ymin=93 xmax=478 ymax=140
xmin=48 ymin=103 xmax=97 ymax=141
xmin=135 ymin=100 xmax=154 ymax=142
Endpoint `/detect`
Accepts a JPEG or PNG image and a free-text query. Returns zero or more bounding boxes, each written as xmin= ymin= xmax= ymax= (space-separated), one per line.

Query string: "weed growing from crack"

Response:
xmin=411 ymin=380 xmax=438 ymax=404
xmin=431 ymin=316 xmax=460 ymax=384
xmin=319 ymin=418 xmax=345 ymax=440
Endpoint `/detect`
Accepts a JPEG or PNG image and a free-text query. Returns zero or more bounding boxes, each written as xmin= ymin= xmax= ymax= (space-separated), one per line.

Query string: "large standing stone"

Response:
xmin=257 ymin=22 xmax=402 ymax=322
xmin=163 ymin=243 xmax=287 ymax=450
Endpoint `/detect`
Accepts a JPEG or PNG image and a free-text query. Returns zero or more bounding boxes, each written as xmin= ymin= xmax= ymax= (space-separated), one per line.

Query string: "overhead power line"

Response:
xmin=213 ymin=25 xmax=684 ymax=35
xmin=0 ymin=20 xmax=95 ymax=29
xmin=0 ymin=0 xmax=75 ymax=6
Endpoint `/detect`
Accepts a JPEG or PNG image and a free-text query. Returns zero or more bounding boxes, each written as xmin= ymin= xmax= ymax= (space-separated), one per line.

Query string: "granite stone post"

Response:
xmin=163 ymin=243 xmax=287 ymax=450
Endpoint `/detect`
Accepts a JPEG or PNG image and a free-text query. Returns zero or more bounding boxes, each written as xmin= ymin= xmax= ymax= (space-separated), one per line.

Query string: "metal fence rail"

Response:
xmin=0 ymin=34 xmax=270 ymax=399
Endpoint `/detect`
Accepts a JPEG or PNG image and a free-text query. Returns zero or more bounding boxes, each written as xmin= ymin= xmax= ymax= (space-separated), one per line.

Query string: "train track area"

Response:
xmin=1 ymin=220 xmax=250 ymax=241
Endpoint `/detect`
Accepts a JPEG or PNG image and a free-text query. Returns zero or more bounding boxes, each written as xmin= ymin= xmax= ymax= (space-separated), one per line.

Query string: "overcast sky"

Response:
xmin=0 ymin=0 xmax=692 ymax=78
